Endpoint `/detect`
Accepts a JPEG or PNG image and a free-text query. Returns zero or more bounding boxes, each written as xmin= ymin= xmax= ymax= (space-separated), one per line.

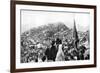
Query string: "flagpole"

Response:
xmin=73 ymin=18 xmax=79 ymax=50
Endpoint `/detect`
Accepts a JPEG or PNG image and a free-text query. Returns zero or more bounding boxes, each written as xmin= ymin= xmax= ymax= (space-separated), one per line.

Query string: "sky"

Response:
xmin=21 ymin=10 xmax=90 ymax=33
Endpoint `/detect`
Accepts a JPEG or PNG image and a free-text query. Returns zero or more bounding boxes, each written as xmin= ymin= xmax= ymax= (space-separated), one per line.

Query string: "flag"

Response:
xmin=73 ymin=20 xmax=79 ymax=49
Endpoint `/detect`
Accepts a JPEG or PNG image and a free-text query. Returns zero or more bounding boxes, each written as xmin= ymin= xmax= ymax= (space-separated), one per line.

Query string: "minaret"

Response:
xmin=73 ymin=20 xmax=79 ymax=50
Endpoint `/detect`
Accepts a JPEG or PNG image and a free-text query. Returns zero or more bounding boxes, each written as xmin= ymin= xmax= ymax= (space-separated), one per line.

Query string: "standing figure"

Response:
xmin=55 ymin=40 xmax=65 ymax=61
xmin=45 ymin=40 xmax=57 ymax=61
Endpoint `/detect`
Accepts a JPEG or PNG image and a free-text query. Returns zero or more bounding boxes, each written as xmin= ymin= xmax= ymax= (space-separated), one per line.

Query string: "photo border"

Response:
xmin=10 ymin=0 xmax=97 ymax=73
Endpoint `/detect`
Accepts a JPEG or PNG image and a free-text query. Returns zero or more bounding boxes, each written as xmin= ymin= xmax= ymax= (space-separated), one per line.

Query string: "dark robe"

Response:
xmin=45 ymin=45 xmax=57 ymax=61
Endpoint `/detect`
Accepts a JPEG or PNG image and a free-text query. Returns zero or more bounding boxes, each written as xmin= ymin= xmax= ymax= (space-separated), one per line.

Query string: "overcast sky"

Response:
xmin=21 ymin=10 xmax=90 ymax=33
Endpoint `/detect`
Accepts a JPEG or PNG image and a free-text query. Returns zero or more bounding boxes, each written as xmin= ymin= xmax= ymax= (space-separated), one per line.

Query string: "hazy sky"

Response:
xmin=21 ymin=10 xmax=90 ymax=33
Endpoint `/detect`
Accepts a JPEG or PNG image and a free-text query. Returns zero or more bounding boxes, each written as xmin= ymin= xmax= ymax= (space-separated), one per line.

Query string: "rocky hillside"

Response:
xmin=21 ymin=22 xmax=89 ymax=44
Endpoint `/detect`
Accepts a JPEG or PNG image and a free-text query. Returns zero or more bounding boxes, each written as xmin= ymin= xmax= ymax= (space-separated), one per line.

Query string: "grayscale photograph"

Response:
xmin=20 ymin=10 xmax=90 ymax=63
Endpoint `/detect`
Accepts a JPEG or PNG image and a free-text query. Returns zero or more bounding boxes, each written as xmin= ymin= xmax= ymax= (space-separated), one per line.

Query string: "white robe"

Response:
xmin=55 ymin=44 xmax=65 ymax=61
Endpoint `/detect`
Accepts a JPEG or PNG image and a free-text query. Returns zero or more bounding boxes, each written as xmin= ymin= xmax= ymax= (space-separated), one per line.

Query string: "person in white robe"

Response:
xmin=55 ymin=44 xmax=65 ymax=61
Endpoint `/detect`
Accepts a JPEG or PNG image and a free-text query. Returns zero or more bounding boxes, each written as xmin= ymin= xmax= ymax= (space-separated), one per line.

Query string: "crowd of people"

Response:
xmin=21 ymin=37 xmax=90 ymax=63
